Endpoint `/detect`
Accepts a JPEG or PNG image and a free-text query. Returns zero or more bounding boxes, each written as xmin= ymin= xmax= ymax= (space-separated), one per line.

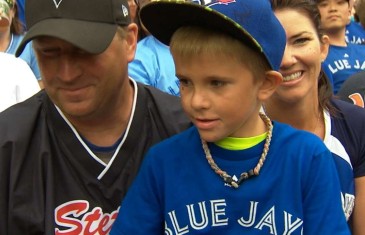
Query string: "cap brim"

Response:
xmin=15 ymin=18 xmax=118 ymax=57
xmin=140 ymin=1 xmax=260 ymax=50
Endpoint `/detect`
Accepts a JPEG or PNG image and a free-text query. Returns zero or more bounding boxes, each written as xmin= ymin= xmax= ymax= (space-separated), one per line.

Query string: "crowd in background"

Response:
xmin=1 ymin=0 xmax=365 ymax=234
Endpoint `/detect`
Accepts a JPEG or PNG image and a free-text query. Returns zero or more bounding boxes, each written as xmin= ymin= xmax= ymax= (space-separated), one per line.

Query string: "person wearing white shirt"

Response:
xmin=0 ymin=52 xmax=40 ymax=112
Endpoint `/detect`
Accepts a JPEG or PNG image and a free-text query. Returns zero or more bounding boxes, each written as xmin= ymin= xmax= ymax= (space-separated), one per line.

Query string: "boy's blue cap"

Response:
xmin=140 ymin=0 xmax=286 ymax=71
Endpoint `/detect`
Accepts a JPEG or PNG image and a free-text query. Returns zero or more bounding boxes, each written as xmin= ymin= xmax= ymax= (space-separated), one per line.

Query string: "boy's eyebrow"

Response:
xmin=176 ymin=73 xmax=233 ymax=81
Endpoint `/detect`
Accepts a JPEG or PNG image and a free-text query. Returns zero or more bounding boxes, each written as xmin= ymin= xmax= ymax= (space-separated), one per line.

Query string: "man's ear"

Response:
xmin=125 ymin=23 xmax=138 ymax=62
xmin=258 ymin=71 xmax=283 ymax=101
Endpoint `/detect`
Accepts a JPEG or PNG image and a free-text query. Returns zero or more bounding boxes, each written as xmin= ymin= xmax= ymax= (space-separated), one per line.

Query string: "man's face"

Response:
xmin=317 ymin=0 xmax=351 ymax=32
xmin=33 ymin=26 xmax=137 ymax=122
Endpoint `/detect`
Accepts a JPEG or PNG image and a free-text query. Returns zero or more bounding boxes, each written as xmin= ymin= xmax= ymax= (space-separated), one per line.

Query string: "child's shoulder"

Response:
xmin=270 ymin=121 xmax=332 ymax=166
xmin=142 ymin=126 xmax=203 ymax=166
xmin=272 ymin=120 xmax=318 ymax=136
xmin=272 ymin=121 xmax=326 ymax=148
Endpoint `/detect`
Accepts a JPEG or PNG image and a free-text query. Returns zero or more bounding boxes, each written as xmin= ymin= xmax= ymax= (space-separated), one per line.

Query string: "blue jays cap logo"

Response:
xmin=204 ymin=0 xmax=236 ymax=7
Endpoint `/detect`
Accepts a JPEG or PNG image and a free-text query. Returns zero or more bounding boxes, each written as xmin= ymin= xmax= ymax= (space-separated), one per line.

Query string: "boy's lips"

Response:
xmin=194 ymin=118 xmax=219 ymax=130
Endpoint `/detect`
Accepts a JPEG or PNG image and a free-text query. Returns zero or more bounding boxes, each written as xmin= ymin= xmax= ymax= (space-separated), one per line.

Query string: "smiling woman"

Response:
xmin=264 ymin=0 xmax=365 ymax=234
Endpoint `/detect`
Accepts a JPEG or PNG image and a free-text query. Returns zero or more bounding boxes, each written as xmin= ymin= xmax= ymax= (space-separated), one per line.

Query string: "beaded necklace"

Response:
xmin=201 ymin=113 xmax=273 ymax=188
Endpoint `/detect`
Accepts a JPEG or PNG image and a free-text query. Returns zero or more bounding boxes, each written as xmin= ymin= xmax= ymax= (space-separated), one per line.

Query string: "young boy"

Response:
xmin=110 ymin=0 xmax=350 ymax=234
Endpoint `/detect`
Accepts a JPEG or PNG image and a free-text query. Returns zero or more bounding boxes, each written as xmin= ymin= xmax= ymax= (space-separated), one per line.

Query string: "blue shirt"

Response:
xmin=346 ymin=21 xmax=365 ymax=45
xmin=128 ymin=35 xmax=180 ymax=96
xmin=322 ymin=43 xmax=365 ymax=94
xmin=111 ymin=122 xmax=350 ymax=235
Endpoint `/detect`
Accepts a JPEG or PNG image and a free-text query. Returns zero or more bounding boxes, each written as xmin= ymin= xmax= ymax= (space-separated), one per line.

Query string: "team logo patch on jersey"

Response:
xmin=55 ymin=200 xmax=120 ymax=235
xmin=348 ymin=93 xmax=365 ymax=108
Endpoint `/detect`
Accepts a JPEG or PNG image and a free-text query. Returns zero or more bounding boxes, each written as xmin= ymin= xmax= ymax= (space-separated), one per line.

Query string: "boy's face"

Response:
xmin=174 ymin=53 xmax=265 ymax=142
xmin=317 ymin=0 xmax=351 ymax=32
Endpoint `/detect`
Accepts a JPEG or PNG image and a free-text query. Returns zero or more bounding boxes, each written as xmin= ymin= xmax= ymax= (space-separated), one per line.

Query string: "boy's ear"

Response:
xmin=258 ymin=71 xmax=283 ymax=101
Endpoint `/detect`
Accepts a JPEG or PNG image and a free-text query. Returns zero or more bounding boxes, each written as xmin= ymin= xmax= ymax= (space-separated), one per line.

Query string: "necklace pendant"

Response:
xmin=231 ymin=181 xmax=239 ymax=188
xmin=201 ymin=112 xmax=273 ymax=190
xmin=224 ymin=176 xmax=239 ymax=188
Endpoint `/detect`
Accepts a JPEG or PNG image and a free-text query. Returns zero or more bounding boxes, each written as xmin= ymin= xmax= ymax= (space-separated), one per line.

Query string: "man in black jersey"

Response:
xmin=0 ymin=0 xmax=190 ymax=234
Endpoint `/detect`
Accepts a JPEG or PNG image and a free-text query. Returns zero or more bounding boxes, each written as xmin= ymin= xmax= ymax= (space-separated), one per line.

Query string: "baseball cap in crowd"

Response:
xmin=0 ymin=0 xmax=13 ymax=27
xmin=15 ymin=0 xmax=131 ymax=57
xmin=139 ymin=0 xmax=286 ymax=71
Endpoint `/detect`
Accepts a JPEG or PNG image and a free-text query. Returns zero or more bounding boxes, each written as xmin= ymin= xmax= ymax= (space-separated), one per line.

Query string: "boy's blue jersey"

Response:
xmin=111 ymin=122 xmax=350 ymax=234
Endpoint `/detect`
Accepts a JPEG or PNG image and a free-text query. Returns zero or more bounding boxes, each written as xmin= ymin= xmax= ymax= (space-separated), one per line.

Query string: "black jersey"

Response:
xmin=0 ymin=82 xmax=191 ymax=234
xmin=330 ymin=98 xmax=365 ymax=178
